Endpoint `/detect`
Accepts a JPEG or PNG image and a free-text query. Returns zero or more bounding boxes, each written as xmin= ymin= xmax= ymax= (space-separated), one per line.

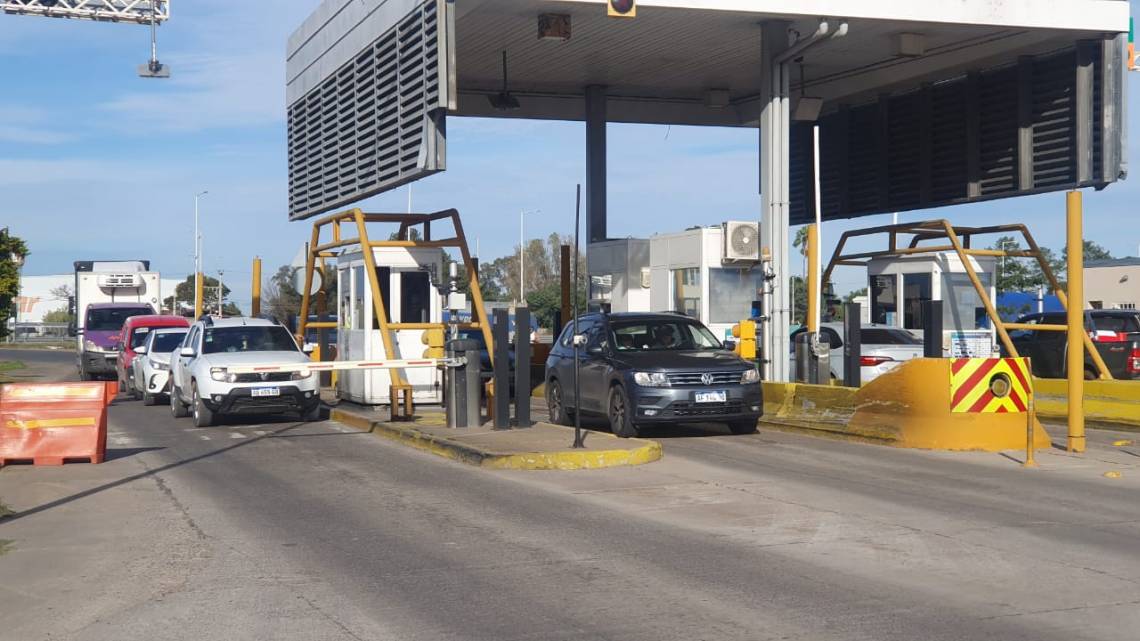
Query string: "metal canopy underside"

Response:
xmin=286 ymin=0 xmax=1129 ymax=219
xmin=450 ymin=0 xmax=1125 ymax=126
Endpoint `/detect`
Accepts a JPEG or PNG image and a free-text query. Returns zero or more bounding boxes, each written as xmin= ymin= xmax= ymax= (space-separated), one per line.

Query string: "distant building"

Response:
xmin=12 ymin=274 xmax=185 ymax=326
xmin=1085 ymin=258 xmax=1140 ymax=311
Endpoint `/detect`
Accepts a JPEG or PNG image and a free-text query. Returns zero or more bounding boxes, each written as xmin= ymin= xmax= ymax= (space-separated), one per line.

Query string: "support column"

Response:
xmin=1066 ymin=191 xmax=1086 ymax=453
xmin=760 ymin=21 xmax=792 ymax=381
xmin=586 ymin=85 xmax=608 ymax=245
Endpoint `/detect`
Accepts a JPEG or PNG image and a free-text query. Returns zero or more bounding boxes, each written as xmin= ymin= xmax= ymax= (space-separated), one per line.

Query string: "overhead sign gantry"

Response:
xmin=286 ymin=0 xmax=1130 ymax=381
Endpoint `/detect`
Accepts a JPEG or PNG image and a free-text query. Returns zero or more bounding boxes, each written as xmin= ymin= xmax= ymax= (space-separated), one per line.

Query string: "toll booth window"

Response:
xmin=372 ymin=266 xmax=391 ymax=330
xmin=671 ymin=268 xmax=701 ymax=318
xmin=942 ymin=272 xmax=992 ymax=331
xmin=709 ymin=268 xmax=764 ymax=324
xmin=591 ymin=274 xmax=614 ymax=304
xmin=903 ymin=274 xmax=932 ymax=330
xmin=352 ymin=266 xmax=365 ymax=330
xmin=400 ymin=271 xmax=431 ymax=324
xmin=870 ymin=275 xmax=897 ymax=325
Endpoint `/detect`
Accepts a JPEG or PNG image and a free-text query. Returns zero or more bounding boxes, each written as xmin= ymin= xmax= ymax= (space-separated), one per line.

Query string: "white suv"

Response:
xmin=170 ymin=316 xmax=321 ymax=427
xmin=130 ymin=327 xmax=188 ymax=405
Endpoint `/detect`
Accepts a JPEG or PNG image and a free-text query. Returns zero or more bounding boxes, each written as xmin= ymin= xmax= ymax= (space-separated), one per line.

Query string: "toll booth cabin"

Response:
xmin=866 ymin=252 xmax=997 ymax=357
xmin=336 ymin=246 xmax=445 ymax=405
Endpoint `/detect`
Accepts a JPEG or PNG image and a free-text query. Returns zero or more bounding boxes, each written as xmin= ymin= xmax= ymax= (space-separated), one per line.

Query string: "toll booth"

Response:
xmin=587 ymin=239 xmax=651 ymax=314
xmin=866 ymin=252 xmax=997 ymax=357
xmin=647 ymin=224 xmax=766 ymax=340
xmin=336 ymin=246 xmax=445 ymax=405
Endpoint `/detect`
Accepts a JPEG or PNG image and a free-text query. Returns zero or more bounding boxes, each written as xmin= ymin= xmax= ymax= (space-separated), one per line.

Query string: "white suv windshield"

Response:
xmin=202 ymin=326 xmax=298 ymax=354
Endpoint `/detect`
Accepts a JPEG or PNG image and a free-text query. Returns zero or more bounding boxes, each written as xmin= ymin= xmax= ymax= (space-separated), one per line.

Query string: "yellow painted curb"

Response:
xmin=330 ymin=409 xmax=662 ymax=471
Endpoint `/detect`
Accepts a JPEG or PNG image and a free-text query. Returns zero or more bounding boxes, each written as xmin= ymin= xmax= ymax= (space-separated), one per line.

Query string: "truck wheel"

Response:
xmin=192 ymin=383 xmax=215 ymax=428
xmin=170 ymin=385 xmax=190 ymax=418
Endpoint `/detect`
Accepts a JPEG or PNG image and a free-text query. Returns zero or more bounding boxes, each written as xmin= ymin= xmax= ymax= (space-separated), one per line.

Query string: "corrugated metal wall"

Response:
xmin=790 ymin=38 xmax=1125 ymax=225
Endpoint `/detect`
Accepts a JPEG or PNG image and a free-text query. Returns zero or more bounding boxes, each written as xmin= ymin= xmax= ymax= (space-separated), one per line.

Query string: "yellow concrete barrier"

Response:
xmin=762 ymin=358 xmax=1051 ymax=451
xmin=1032 ymin=377 xmax=1140 ymax=428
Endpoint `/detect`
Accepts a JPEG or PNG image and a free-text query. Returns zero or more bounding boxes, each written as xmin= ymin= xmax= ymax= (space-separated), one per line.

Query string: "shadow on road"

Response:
xmin=0 ymin=422 xmax=305 ymax=526
xmin=104 ymin=447 xmax=165 ymax=462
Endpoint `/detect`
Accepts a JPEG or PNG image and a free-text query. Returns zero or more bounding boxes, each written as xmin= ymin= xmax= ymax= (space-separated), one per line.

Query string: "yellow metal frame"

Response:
xmin=296 ymin=208 xmax=494 ymax=389
xmin=821 ymin=218 xmax=1112 ymax=380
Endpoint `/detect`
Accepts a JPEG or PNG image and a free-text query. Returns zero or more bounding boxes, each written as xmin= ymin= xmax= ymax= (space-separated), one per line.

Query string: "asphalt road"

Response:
xmin=2 ymin=361 xmax=1140 ymax=640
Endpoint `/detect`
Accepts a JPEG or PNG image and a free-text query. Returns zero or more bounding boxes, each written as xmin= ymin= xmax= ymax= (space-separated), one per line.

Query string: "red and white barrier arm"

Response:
xmin=223 ymin=358 xmax=462 ymax=375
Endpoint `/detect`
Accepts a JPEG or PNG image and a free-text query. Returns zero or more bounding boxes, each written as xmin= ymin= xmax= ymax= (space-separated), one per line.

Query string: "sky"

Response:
xmin=2 ymin=0 xmax=1140 ymax=312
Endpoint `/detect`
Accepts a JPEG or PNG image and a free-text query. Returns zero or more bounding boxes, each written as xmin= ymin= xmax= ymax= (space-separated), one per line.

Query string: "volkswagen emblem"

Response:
xmin=701 ymin=372 xmax=714 ymax=386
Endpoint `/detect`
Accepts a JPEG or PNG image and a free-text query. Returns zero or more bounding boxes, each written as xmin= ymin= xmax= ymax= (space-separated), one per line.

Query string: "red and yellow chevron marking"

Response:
xmin=950 ymin=358 xmax=1031 ymax=413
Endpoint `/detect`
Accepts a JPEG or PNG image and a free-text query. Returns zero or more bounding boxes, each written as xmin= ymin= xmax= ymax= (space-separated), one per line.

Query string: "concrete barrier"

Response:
xmin=1032 ymin=377 xmax=1140 ymax=428
xmin=762 ymin=359 xmax=1051 ymax=451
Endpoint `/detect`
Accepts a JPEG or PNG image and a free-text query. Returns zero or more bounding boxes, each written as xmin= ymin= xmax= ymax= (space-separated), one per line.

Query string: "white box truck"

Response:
xmin=72 ymin=260 xmax=161 ymax=380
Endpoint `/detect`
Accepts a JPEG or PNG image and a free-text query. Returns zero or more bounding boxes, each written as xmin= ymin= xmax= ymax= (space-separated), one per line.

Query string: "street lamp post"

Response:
xmin=194 ymin=190 xmax=208 ymax=318
xmin=12 ymin=248 xmax=24 ymax=343
xmin=519 ymin=209 xmax=540 ymax=303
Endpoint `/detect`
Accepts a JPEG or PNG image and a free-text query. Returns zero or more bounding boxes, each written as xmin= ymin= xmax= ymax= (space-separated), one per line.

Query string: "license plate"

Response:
xmin=694 ymin=390 xmax=727 ymax=403
xmin=251 ymin=387 xmax=281 ymax=398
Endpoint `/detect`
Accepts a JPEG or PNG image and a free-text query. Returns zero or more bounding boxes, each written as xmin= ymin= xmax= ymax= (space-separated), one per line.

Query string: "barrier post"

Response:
xmin=923 ymin=300 xmax=943 ymax=358
xmin=1066 ymin=191 xmax=1086 ymax=453
xmin=194 ymin=271 xmax=204 ymax=320
xmin=843 ymin=302 xmax=861 ymax=387
xmin=251 ymin=257 xmax=262 ymax=317
xmin=492 ymin=308 xmax=511 ymax=429
xmin=514 ymin=306 xmax=532 ymax=428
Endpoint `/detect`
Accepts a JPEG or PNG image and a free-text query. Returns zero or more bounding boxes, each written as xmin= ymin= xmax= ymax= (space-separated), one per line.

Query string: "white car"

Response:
xmin=130 ymin=327 xmax=188 ymax=405
xmin=170 ymin=317 xmax=321 ymax=427
xmin=790 ymin=322 xmax=924 ymax=384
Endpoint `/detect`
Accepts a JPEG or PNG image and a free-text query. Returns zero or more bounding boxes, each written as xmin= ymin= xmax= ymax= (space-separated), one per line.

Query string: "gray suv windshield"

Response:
xmin=611 ymin=319 xmax=721 ymax=352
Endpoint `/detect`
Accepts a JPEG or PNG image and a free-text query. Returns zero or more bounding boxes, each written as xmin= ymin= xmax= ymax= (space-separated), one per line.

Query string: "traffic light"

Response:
xmin=608 ymin=0 xmax=635 ymax=18
xmin=731 ymin=320 xmax=757 ymax=360
xmin=421 ymin=327 xmax=445 ymax=359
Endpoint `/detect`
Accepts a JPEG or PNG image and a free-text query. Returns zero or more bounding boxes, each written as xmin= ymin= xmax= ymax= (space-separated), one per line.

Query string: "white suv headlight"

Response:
xmin=633 ymin=372 xmax=670 ymax=387
xmin=739 ymin=368 xmax=760 ymax=384
xmin=290 ymin=370 xmax=312 ymax=380
xmin=210 ymin=368 xmax=235 ymax=383
xmin=149 ymin=359 xmax=169 ymax=371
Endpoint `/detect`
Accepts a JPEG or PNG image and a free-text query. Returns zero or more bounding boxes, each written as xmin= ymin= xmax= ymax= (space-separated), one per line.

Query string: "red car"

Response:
xmin=116 ymin=315 xmax=190 ymax=393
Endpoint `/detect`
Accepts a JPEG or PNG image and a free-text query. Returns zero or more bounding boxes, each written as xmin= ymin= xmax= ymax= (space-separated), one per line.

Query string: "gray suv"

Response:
xmin=545 ymin=313 xmax=763 ymax=437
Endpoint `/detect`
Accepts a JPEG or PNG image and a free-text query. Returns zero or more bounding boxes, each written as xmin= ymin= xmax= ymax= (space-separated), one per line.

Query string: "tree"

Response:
xmin=46 ymin=284 xmax=75 ymax=323
xmin=259 ymin=265 xmax=303 ymax=324
xmin=43 ymin=307 xmax=72 ymax=323
xmin=0 ymin=228 xmax=29 ymax=341
xmin=844 ymin=287 xmax=868 ymax=303
xmin=990 ymin=235 xmax=1037 ymax=294
xmin=163 ymin=274 xmax=240 ymax=317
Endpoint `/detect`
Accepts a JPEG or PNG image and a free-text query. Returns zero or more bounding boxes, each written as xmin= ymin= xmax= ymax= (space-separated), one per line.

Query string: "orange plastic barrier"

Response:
xmin=0 ymin=382 xmax=115 ymax=466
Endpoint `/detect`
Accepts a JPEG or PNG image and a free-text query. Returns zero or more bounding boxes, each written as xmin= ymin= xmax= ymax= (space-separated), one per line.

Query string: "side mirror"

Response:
xmin=179 ymin=347 xmax=196 ymax=358
xmin=302 ymin=343 xmax=315 ymax=354
xmin=587 ymin=344 xmax=604 ymax=356
xmin=68 ymin=323 xmax=78 ymax=337
xmin=723 ymin=339 xmax=737 ymax=352
xmin=133 ymin=346 xmax=148 ymax=355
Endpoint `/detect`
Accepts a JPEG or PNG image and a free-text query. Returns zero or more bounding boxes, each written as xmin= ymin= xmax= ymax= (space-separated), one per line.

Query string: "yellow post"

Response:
xmin=807 ymin=224 xmax=819 ymax=333
xmin=1066 ymin=191 xmax=1085 ymax=453
xmin=194 ymin=271 xmax=204 ymax=320
xmin=251 ymin=257 xmax=262 ymax=317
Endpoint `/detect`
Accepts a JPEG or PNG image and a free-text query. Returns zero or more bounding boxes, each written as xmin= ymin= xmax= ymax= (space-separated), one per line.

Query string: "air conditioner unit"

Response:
xmin=723 ymin=221 xmax=760 ymax=262
xmin=640 ymin=267 xmax=651 ymax=289
xmin=97 ymin=273 xmax=142 ymax=288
